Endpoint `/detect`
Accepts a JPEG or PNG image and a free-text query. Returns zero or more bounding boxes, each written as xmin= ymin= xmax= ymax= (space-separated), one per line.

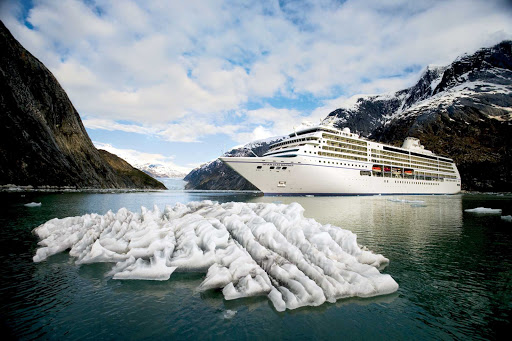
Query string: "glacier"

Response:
xmin=32 ymin=201 xmax=398 ymax=311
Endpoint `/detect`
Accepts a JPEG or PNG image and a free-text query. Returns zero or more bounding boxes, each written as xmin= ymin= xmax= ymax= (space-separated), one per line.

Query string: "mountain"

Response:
xmin=98 ymin=151 xmax=166 ymax=189
xmin=184 ymin=137 xmax=284 ymax=190
xmin=0 ymin=21 xmax=164 ymax=190
xmin=186 ymin=40 xmax=512 ymax=192
xmin=327 ymin=40 xmax=512 ymax=191
xmin=134 ymin=163 xmax=188 ymax=179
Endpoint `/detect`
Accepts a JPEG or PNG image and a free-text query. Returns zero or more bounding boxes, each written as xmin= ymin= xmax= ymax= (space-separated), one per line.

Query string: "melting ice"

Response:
xmin=32 ymin=201 xmax=398 ymax=311
xmin=464 ymin=207 xmax=502 ymax=214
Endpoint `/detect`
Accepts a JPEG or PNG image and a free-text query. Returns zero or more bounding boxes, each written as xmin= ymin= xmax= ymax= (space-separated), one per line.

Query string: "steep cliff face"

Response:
xmin=0 ymin=21 xmax=164 ymax=189
xmin=186 ymin=41 xmax=512 ymax=191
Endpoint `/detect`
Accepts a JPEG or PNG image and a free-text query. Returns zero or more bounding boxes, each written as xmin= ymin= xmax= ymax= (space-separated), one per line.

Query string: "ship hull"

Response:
xmin=220 ymin=156 xmax=461 ymax=195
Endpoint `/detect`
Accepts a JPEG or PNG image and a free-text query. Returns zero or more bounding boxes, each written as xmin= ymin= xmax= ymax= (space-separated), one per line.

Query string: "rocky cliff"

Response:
xmin=98 ymin=150 xmax=166 ymax=189
xmin=0 ymin=21 xmax=164 ymax=189
xmin=186 ymin=41 xmax=512 ymax=192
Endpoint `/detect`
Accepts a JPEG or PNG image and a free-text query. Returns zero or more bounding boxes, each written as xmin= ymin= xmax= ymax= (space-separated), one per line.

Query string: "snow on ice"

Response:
xmin=501 ymin=215 xmax=512 ymax=222
xmin=464 ymin=207 xmax=502 ymax=214
xmin=32 ymin=201 xmax=398 ymax=312
xmin=223 ymin=310 xmax=237 ymax=319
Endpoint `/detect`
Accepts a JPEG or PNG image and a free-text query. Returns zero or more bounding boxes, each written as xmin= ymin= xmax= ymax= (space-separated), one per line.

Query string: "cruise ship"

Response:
xmin=219 ymin=121 xmax=461 ymax=195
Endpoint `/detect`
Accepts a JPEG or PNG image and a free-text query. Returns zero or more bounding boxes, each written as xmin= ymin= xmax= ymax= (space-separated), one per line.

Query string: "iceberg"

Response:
xmin=223 ymin=310 xmax=237 ymax=319
xmin=464 ymin=207 xmax=502 ymax=214
xmin=32 ymin=201 xmax=398 ymax=311
xmin=24 ymin=202 xmax=42 ymax=207
xmin=501 ymin=215 xmax=512 ymax=222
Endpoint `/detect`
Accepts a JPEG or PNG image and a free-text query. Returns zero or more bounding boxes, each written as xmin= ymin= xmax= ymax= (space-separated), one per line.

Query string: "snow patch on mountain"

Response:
xmin=329 ymin=42 xmax=512 ymax=133
xmin=134 ymin=163 xmax=188 ymax=179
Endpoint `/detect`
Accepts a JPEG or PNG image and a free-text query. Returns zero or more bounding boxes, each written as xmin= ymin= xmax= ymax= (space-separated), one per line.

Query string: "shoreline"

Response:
xmin=1 ymin=185 xmax=510 ymax=196
xmin=0 ymin=185 xmax=165 ymax=193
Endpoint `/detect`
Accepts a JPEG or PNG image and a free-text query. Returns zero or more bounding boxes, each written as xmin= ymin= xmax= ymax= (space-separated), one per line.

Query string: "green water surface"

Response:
xmin=0 ymin=190 xmax=510 ymax=340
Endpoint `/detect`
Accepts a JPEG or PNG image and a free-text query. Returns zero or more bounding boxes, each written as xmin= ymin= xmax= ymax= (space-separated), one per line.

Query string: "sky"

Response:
xmin=1 ymin=0 xmax=511 ymax=172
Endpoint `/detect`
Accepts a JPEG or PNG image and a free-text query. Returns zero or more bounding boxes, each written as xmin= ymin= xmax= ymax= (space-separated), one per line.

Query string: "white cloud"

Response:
xmin=82 ymin=118 xmax=155 ymax=134
xmin=157 ymin=120 xmax=241 ymax=143
xmin=93 ymin=141 xmax=191 ymax=173
xmin=1 ymin=0 xmax=511 ymax=145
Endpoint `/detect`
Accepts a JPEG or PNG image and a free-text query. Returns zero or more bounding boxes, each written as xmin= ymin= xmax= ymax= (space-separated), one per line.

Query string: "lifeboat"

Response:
xmin=372 ymin=166 xmax=381 ymax=171
xmin=404 ymin=169 xmax=413 ymax=175
xmin=384 ymin=166 xmax=391 ymax=172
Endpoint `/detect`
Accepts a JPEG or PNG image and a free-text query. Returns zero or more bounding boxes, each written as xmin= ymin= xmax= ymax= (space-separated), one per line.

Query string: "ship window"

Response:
xmin=257 ymin=166 xmax=262 ymax=169
xmin=270 ymin=166 xmax=275 ymax=169
xmin=276 ymin=167 xmax=281 ymax=169
xmin=282 ymin=167 xmax=287 ymax=170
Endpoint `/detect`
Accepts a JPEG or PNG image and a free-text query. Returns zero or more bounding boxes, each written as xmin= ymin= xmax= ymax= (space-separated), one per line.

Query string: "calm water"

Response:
xmin=0 ymin=188 xmax=511 ymax=340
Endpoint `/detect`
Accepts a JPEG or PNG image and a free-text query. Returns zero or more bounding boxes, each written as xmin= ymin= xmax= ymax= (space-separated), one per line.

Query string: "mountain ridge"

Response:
xmin=186 ymin=40 xmax=512 ymax=191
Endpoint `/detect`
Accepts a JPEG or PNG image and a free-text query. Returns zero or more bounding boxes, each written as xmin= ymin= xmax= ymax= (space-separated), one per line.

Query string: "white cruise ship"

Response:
xmin=219 ymin=121 xmax=461 ymax=195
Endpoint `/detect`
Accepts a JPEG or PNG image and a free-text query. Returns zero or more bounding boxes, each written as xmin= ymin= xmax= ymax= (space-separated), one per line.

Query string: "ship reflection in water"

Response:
xmin=249 ymin=194 xmax=463 ymax=240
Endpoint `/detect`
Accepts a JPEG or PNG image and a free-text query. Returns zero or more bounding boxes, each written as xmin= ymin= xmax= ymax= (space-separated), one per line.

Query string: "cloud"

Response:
xmin=93 ymin=141 xmax=191 ymax=173
xmin=1 ymin=0 xmax=511 ymax=144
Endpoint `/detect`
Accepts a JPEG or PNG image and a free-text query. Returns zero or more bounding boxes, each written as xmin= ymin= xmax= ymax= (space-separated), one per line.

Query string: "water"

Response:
xmin=0 ymin=190 xmax=511 ymax=340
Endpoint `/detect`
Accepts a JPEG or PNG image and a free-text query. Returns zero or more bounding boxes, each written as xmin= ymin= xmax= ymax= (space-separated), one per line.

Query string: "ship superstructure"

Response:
xmin=219 ymin=122 xmax=461 ymax=195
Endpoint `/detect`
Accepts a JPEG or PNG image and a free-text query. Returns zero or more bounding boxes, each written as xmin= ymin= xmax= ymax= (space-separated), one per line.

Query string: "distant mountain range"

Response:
xmin=186 ymin=40 xmax=512 ymax=192
xmin=0 ymin=21 xmax=165 ymax=190
xmin=134 ymin=163 xmax=188 ymax=179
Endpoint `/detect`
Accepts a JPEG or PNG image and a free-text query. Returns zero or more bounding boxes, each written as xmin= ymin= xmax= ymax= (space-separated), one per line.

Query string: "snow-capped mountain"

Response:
xmin=327 ymin=40 xmax=512 ymax=191
xmin=327 ymin=41 xmax=511 ymax=133
xmin=134 ymin=163 xmax=188 ymax=179
xmin=185 ymin=40 xmax=512 ymax=191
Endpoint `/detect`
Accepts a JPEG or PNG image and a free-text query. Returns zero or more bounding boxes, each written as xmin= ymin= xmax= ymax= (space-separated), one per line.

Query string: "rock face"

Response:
xmin=0 ymin=21 xmax=164 ymax=189
xmin=187 ymin=41 xmax=512 ymax=192
xmin=98 ymin=150 xmax=166 ymax=190
xmin=184 ymin=137 xmax=284 ymax=190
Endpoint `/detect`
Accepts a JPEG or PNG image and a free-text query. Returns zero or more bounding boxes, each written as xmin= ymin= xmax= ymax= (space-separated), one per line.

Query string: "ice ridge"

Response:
xmin=32 ymin=201 xmax=398 ymax=311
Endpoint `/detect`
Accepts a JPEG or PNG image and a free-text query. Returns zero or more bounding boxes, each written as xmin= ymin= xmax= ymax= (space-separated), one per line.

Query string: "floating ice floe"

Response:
xmin=464 ymin=207 xmax=502 ymax=214
xmin=410 ymin=203 xmax=427 ymax=208
xmin=387 ymin=198 xmax=425 ymax=204
xmin=32 ymin=201 xmax=398 ymax=312
xmin=387 ymin=198 xmax=426 ymax=207
xmin=501 ymin=215 xmax=512 ymax=222
xmin=223 ymin=310 xmax=237 ymax=319
xmin=24 ymin=202 xmax=42 ymax=207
